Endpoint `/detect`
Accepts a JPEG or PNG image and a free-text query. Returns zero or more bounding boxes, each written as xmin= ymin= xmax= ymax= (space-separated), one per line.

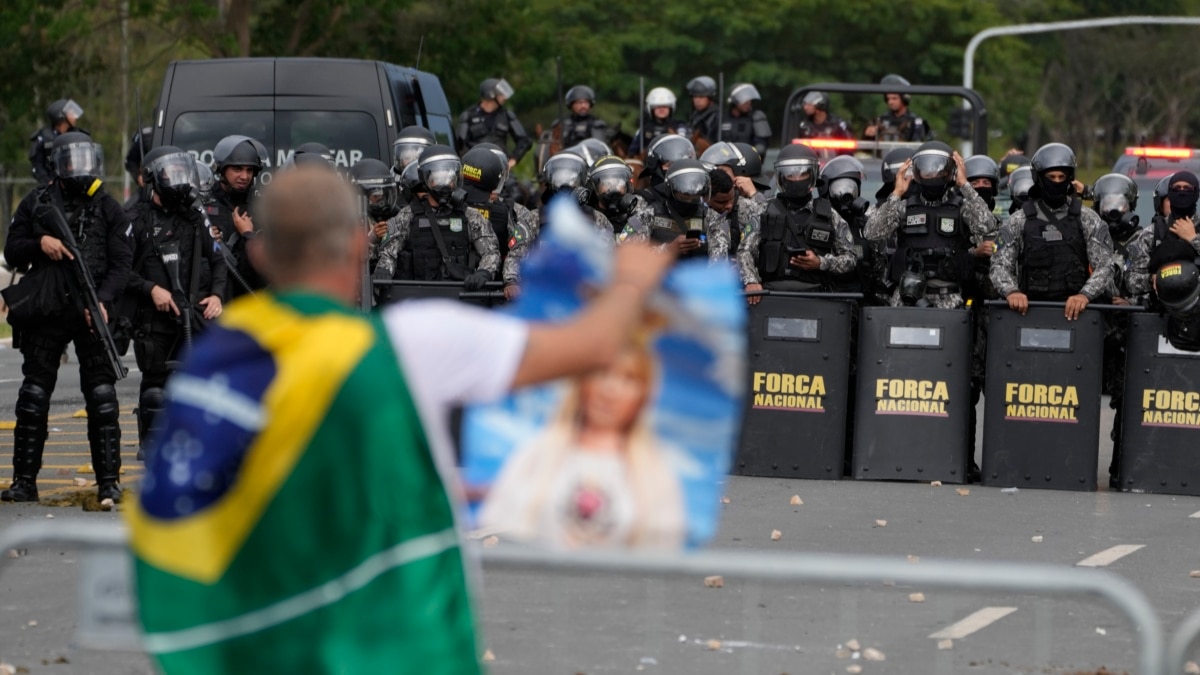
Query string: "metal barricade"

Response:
xmin=1168 ymin=605 xmax=1200 ymax=675
xmin=852 ymin=306 xmax=973 ymax=483
xmin=1118 ymin=311 xmax=1200 ymax=495
xmin=981 ymin=301 xmax=1130 ymax=491
xmin=736 ymin=291 xmax=860 ymax=479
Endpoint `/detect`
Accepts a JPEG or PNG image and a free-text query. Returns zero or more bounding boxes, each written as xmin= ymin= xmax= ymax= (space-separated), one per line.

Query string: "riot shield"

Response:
xmin=735 ymin=292 xmax=859 ymax=479
xmin=853 ymin=306 xmax=972 ymax=483
xmin=1117 ymin=312 xmax=1200 ymax=495
xmin=373 ymin=280 xmax=506 ymax=308
xmin=982 ymin=302 xmax=1112 ymax=491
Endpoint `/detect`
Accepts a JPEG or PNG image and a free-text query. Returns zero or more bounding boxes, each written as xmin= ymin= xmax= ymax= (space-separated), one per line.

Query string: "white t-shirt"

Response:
xmin=382 ymin=300 xmax=529 ymax=488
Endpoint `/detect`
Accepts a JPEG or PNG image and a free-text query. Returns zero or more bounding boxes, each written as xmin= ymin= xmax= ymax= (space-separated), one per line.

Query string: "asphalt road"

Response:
xmin=0 ymin=345 xmax=1197 ymax=674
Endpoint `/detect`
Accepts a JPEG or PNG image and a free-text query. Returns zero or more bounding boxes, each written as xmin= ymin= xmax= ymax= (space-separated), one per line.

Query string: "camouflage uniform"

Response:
xmin=628 ymin=200 xmax=731 ymax=262
xmin=865 ymin=183 xmax=996 ymax=309
xmin=989 ymin=200 xmax=1114 ymax=303
xmin=372 ymin=203 xmax=500 ymax=280
xmin=736 ymin=199 xmax=859 ymax=287
xmin=1109 ymin=227 xmax=1154 ymax=305
xmin=503 ymin=205 xmax=614 ymax=285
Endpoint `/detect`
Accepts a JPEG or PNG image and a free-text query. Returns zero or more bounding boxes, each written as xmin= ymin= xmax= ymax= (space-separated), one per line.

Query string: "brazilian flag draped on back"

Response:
xmin=125 ymin=292 xmax=481 ymax=674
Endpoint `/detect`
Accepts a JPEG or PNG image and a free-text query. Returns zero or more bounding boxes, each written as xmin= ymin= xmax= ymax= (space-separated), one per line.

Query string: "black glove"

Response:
xmin=464 ymin=269 xmax=491 ymax=291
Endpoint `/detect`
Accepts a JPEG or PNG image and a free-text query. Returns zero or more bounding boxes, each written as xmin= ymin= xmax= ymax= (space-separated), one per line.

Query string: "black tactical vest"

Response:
xmin=649 ymin=199 xmax=709 ymax=257
xmin=721 ymin=116 xmax=755 ymax=145
xmin=834 ymin=207 xmax=872 ymax=292
xmin=466 ymin=199 xmax=512 ymax=256
xmin=466 ymin=108 xmax=512 ymax=148
xmin=757 ymin=198 xmax=835 ymax=285
xmin=402 ymin=201 xmax=475 ymax=281
xmin=562 ymin=116 xmax=597 ymax=147
xmin=1020 ymin=199 xmax=1088 ymax=301
xmin=891 ymin=193 xmax=970 ymax=284
xmin=50 ymin=189 xmax=111 ymax=283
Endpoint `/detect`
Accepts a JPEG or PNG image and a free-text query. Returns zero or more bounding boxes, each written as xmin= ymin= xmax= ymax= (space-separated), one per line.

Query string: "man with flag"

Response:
xmin=125 ymin=164 xmax=673 ymax=674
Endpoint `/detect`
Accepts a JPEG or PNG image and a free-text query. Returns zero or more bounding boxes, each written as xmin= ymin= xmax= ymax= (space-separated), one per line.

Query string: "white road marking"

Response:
xmin=1076 ymin=544 xmax=1145 ymax=568
xmin=1190 ymin=510 xmax=1200 ymax=519
xmin=929 ymin=607 xmax=1018 ymax=640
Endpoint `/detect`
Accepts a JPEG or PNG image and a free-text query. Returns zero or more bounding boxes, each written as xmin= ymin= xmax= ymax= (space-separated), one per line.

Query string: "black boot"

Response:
xmin=2 ymin=384 xmax=50 ymax=502
xmin=87 ymin=384 xmax=123 ymax=503
xmin=136 ymin=387 xmax=166 ymax=464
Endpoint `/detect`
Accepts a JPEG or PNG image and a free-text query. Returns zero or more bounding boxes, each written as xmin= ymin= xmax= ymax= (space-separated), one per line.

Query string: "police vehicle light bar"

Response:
xmin=1125 ymin=147 xmax=1193 ymax=159
xmin=794 ymin=138 xmax=859 ymax=150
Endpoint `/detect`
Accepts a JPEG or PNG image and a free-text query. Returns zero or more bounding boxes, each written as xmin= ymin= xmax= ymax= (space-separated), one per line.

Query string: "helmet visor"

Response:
xmin=547 ymin=165 xmax=583 ymax=190
xmin=421 ymin=158 xmax=461 ymax=192
xmin=393 ymin=141 xmax=428 ymax=170
xmin=651 ymin=137 xmax=696 ymax=163
xmin=54 ymin=143 xmax=104 ymax=179
xmin=150 ymin=153 xmax=199 ymax=191
xmin=1097 ymin=193 xmax=1131 ymax=216
xmin=494 ymin=79 xmax=515 ymax=99
xmin=594 ymin=173 xmax=630 ymax=198
xmin=776 ymin=160 xmax=817 ymax=183
xmin=668 ymin=169 xmax=710 ymax=204
xmin=63 ymin=100 xmax=84 ymax=121
xmin=1009 ymin=173 xmax=1034 ymax=198
xmin=912 ymin=152 xmax=952 ymax=181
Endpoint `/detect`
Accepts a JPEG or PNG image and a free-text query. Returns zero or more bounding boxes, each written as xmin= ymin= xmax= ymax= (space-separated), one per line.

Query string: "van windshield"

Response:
xmin=172 ymin=111 xmax=379 ymax=169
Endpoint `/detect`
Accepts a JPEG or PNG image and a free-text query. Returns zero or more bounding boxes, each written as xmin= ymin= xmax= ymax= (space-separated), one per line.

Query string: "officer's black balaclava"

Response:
xmin=1039 ymin=173 xmax=1072 ymax=208
xmin=974 ymin=184 xmax=997 ymax=211
xmin=1167 ymin=171 xmax=1200 ymax=218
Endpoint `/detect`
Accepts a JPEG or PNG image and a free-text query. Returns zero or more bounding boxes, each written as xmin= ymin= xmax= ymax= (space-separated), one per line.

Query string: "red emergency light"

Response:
xmin=1125 ymin=147 xmax=1193 ymax=159
xmin=794 ymin=138 xmax=858 ymax=150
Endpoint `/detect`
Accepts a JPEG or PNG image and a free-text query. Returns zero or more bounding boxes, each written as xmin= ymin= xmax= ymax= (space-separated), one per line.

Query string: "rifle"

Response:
xmin=158 ymin=240 xmax=193 ymax=351
xmin=37 ymin=200 xmax=129 ymax=380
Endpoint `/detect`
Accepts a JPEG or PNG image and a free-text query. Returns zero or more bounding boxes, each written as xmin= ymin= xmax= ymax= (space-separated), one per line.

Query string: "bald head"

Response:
xmin=256 ymin=165 xmax=362 ymax=289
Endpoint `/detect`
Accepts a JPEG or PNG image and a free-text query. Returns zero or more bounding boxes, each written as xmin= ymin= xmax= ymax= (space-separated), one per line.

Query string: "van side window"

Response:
xmin=173 ymin=111 xmax=274 ymax=168
xmin=277 ymin=111 xmax=380 ymax=168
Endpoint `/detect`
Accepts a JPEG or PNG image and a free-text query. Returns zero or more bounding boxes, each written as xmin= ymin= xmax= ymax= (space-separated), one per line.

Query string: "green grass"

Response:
xmin=0 ymin=322 xmax=10 ymax=340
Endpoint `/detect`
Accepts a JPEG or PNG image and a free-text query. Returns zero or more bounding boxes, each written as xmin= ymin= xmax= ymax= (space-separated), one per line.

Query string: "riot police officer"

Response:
xmin=794 ymin=91 xmax=852 ymax=141
xmin=1007 ymin=165 xmax=1034 ymax=214
xmin=820 ymin=155 xmax=888 ymax=301
xmin=639 ymin=134 xmax=697 ymax=194
xmin=352 ymin=158 xmax=404 ymax=265
xmin=460 ymin=146 xmax=536 ymax=268
xmin=588 ymin=155 xmax=647 ymax=236
xmin=963 ymin=154 xmax=1004 ymax=476
xmin=566 ymin=139 xmax=613 ymax=168
xmin=630 ymin=158 xmax=729 ymax=262
xmin=553 ymin=85 xmax=609 ymax=148
xmin=208 ymin=134 xmax=269 ymax=300
xmin=721 ymin=84 xmax=770 ymax=158
xmin=628 ymin=87 xmax=689 ymax=156
xmin=393 ymin=126 xmax=435 ymax=177
xmin=456 ymin=78 xmax=532 ymax=168
xmin=990 ymin=143 xmax=1113 ymax=320
xmin=1 ymin=133 xmax=132 ymax=502
xmin=125 ymin=147 xmax=226 ymax=460
xmin=702 ymin=142 xmax=768 ymax=255
xmin=372 ymin=145 xmax=500 ymax=298
xmin=738 ymin=144 xmax=856 ymax=303
xmin=123 ymin=126 xmax=154 ymax=209
xmin=864 ymin=74 xmax=931 ymax=143
xmin=874 ymin=147 xmax=915 ymax=206
xmin=687 ymin=76 xmax=721 ymax=144
xmin=29 ymin=99 xmax=85 ymax=185
xmin=289 ymin=142 xmax=335 ymax=168
xmin=866 ymin=141 xmax=995 ymax=309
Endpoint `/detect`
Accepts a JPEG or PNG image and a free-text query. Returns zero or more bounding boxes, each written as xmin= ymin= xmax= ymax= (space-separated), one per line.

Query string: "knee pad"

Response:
xmin=15 ymin=383 xmax=50 ymax=423
xmin=139 ymin=387 xmax=166 ymax=412
xmin=85 ymin=384 xmax=120 ymax=424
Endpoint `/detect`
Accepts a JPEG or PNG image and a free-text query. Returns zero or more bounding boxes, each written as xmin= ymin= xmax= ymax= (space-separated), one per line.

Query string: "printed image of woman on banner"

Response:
xmin=463 ymin=197 xmax=746 ymax=550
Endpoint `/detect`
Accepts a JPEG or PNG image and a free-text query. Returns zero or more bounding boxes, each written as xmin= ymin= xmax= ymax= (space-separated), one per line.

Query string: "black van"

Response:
xmin=150 ymin=57 xmax=454 ymax=171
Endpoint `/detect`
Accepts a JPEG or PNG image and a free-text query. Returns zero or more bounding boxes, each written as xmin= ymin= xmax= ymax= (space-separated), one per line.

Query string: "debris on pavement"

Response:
xmin=1031 ymin=535 xmax=1044 ymax=543
xmin=937 ymin=639 xmax=954 ymax=650
xmin=790 ymin=495 xmax=803 ymax=505
xmin=704 ymin=576 xmax=724 ymax=588
xmin=863 ymin=647 xmax=886 ymax=661
xmin=874 ymin=519 xmax=887 ymax=528
xmin=909 ymin=592 xmax=926 ymax=603
xmin=955 ymin=488 xmax=970 ymax=496
xmin=771 ymin=529 xmax=782 ymax=541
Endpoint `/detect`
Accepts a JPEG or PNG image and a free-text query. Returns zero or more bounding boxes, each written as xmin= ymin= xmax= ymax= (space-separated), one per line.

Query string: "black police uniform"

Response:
xmin=834 ymin=204 xmax=888 ymax=301
xmin=891 ymin=192 xmax=973 ymax=297
xmin=690 ymin=107 xmax=720 ymax=144
xmin=465 ymin=196 xmax=516 ymax=261
xmin=2 ymin=183 xmax=132 ymax=500
xmin=721 ymin=111 xmax=770 ymax=158
xmin=401 ymin=201 xmax=478 ymax=281
xmin=796 ymin=114 xmax=853 ymax=140
xmin=756 ymin=198 xmax=838 ymax=290
xmin=208 ymin=182 xmax=265 ymax=300
xmin=1018 ymin=199 xmax=1089 ymax=301
xmin=554 ymin=114 xmax=609 ymax=148
xmin=873 ymin=110 xmax=931 ymax=143
xmin=125 ymin=198 xmax=227 ymax=454
xmin=628 ymin=118 xmax=688 ymax=157
xmin=456 ymin=105 xmax=533 ymax=163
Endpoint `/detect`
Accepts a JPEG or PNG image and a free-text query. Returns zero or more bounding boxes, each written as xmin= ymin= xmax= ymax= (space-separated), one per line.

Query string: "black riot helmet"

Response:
xmin=1093 ymin=173 xmax=1140 ymax=240
xmin=479 ymin=78 xmax=514 ymax=102
xmin=910 ymin=141 xmax=956 ymax=201
xmin=144 ymin=145 xmax=199 ymax=212
xmin=820 ymin=155 xmax=866 ymax=207
xmin=541 ymin=151 xmax=588 ymax=191
xmin=802 ymin=90 xmax=830 ymax=112
xmin=590 ymin=155 xmax=635 ymax=209
xmin=700 ymin=142 xmax=749 ymax=173
xmin=350 ymin=158 xmax=401 ymax=221
xmin=1007 ymin=165 xmax=1034 ymax=213
xmin=460 ymin=146 xmax=507 ymax=199
xmin=1156 ymin=260 xmax=1200 ymax=319
xmin=728 ymin=83 xmax=761 ymax=107
xmin=567 ymin=139 xmax=613 ymax=167
xmin=392 ymin=126 xmax=435 ymax=174
xmin=642 ymin=134 xmax=696 ymax=178
xmin=417 ymin=144 xmax=463 ymax=201
xmin=46 ymin=99 xmax=83 ymax=126
xmin=474 ymin=142 xmax=512 ymax=188
xmin=880 ymin=74 xmax=912 ymax=104
xmin=686 ymin=76 xmax=717 ymax=98
xmin=290 ymin=142 xmax=335 ymax=168
xmin=212 ymin=135 xmax=268 ymax=174
xmin=1154 ymin=175 xmax=1172 ymax=216
xmin=125 ymin=126 xmax=154 ymax=177
xmin=194 ymin=162 xmax=216 ymax=204
xmin=732 ymin=143 xmax=763 ymax=177
xmin=774 ymin=143 xmax=820 ymax=202
xmin=880 ymin=147 xmax=915 ymax=184
xmin=1030 ymin=142 xmax=1076 ymax=206
xmin=964 ymin=155 xmax=1000 ymax=190
xmin=665 ymin=158 xmax=711 ymax=216
xmin=565 ymin=85 xmax=595 ymax=106
xmin=51 ymin=131 xmax=104 ymax=198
